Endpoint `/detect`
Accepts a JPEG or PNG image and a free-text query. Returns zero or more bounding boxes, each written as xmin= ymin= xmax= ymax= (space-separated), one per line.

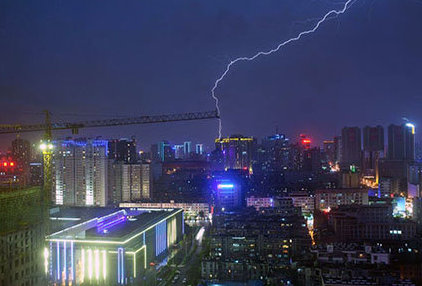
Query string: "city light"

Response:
xmin=217 ymin=184 xmax=234 ymax=189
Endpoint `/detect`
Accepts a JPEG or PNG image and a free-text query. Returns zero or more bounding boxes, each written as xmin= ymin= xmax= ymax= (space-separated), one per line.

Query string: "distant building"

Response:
xmin=215 ymin=135 xmax=256 ymax=172
xmin=108 ymin=162 xmax=152 ymax=204
xmin=53 ymin=139 xmax=108 ymax=206
xmin=140 ymin=162 xmax=152 ymax=199
xmin=387 ymin=123 xmax=415 ymax=161
xmin=195 ymin=143 xmax=204 ymax=155
xmin=341 ymin=127 xmax=362 ymax=169
xmin=108 ymin=138 xmax=137 ymax=163
xmin=174 ymin=144 xmax=184 ymax=159
xmin=328 ymin=204 xmax=416 ymax=242
xmin=246 ymin=196 xmax=274 ymax=210
xmin=157 ymin=140 xmax=174 ymax=162
xmin=322 ymin=140 xmax=335 ymax=166
xmin=315 ymin=188 xmax=369 ymax=211
xmin=183 ymin=141 xmax=192 ymax=158
xmin=11 ymin=137 xmax=31 ymax=182
xmin=363 ymin=125 xmax=384 ymax=179
xmin=257 ymin=134 xmax=290 ymax=173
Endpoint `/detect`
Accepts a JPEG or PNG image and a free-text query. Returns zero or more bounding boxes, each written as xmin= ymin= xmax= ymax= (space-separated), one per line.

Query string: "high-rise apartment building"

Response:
xmin=141 ymin=162 xmax=152 ymax=199
xmin=108 ymin=137 xmax=137 ymax=163
xmin=387 ymin=123 xmax=415 ymax=161
xmin=362 ymin=125 xmax=384 ymax=178
xmin=341 ymin=127 xmax=362 ymax=168
xmin=53 ymin=139 xmax=108 ymax=206
xmin=108 ymin=162 xmax=152 ymax=204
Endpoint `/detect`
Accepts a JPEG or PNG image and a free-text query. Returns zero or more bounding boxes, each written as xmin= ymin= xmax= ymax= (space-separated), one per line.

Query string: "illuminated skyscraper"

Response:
xmin=53 ymin=139 xmax=108 ymax=206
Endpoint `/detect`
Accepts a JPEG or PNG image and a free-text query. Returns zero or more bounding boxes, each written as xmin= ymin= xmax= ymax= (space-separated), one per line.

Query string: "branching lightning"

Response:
xmin=211 ymin=0 xmax=355 ymax=138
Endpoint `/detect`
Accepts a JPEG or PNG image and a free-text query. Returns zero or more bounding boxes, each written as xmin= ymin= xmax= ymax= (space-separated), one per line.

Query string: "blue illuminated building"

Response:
xmin=214 ymin=179 xmax=243 ymax=211
xmin=45 ymin=207 xmax=184 ymax=284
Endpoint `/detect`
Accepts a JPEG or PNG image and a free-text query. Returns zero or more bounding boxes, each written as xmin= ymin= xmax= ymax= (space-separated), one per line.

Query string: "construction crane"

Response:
xmin=0 ymin=109 xmax=219 ymax=205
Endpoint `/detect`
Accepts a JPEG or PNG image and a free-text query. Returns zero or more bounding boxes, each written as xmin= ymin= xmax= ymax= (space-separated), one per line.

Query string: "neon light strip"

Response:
xmin=46 ymin=209 xmax=183 ymax=245
xmin=88 ymin=249 xmax=93 ymax=280
xmin=133 ymin=253 xmax=136 ymax=278
xmin=56 ymin=241 xmax=60 ymax=280
xmin=97 ymin=216 xmax=126 ymax=233
xmin=47 ymin=210 xmax=126 ymax=238
xmin=120 ymin=248 xmax=124 ymax=284
xmin=81 ymin=248 xmax=85 ymax=283
xmin=63 ymin=241 xmax=67 ymax=281
xmin=71 ymin=242 xmax=74 ymax=281
xmin=95 ymin=249 xmax=100 ymax=280
xmin=217 ymin=184 xmax=234 ymax=189
xmin=117 ymin=248 xmax=120 ymax=284
xmin=102 ymin=250 xmax=107 ymax=280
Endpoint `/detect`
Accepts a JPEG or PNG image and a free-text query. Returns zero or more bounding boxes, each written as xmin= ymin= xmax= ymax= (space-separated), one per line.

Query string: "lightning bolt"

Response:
xmin=211 ymin=0 xmax=355 ymax=139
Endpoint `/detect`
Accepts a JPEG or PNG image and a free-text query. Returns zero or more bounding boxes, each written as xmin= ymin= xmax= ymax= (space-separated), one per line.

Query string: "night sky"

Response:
xmin=1 ymin=0 xmax=422 ymax=151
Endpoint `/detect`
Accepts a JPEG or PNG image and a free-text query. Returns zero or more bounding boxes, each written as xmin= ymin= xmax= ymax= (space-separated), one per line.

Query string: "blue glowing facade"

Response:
xmin=155 ymin=221 xmax=167 ymax=256
xmin=215 ymin=179 xmax=242 ymax=211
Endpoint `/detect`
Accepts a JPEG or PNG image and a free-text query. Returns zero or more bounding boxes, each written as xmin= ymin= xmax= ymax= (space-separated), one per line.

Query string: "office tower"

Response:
xmin=184 ymin=141 xmax=192 ymax=158
xmin=215 ymin=135 xmax=256 ymax=171
xmin=141 ymin=162 xmax=152 ymax=199
xmin=341 ymin=127 xmax=362 ymax=168
xmin=259 ymin=134 xmax=290 ymax=172
xmin=157 ymin=140 xmax=174 ymax=162
xmin=387 ymin=123 xmax=415 ymax=161
xmin=174 ymin=144 xmax=184 ymax=159
xmin=195 ymin=143 xmax=204 ymax=155
xmin=53 ymin=139 xmax=108 ymax=206
xmin=108 ymin=137 xmax=137 ymax=163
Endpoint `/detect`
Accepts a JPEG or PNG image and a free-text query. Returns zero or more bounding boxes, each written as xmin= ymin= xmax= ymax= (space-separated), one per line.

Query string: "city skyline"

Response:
xmin=1 ymin=0 xmax=422 ymax=149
